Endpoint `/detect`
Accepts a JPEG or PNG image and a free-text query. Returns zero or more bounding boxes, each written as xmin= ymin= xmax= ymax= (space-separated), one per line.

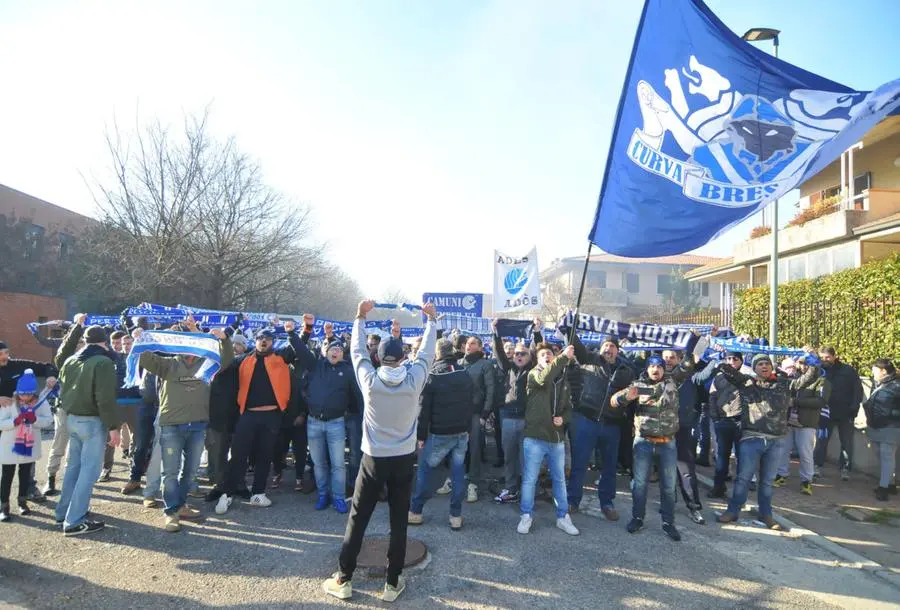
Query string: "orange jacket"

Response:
xmin=237 ymin=353 xmax=291 ymax=413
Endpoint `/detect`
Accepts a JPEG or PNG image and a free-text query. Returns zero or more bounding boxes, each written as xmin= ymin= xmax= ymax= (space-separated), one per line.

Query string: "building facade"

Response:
xmin=0 ymin=184 xmax=91 ymax=361
xmin=541 ymin=254 xmax=726 ymax=322
xmin=686 ymin=116 xmax=900 ymax=325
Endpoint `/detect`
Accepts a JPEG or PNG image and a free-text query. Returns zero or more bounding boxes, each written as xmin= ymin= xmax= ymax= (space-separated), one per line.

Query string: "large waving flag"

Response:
xmin=591 ymin=0 xmax=900 ymax=256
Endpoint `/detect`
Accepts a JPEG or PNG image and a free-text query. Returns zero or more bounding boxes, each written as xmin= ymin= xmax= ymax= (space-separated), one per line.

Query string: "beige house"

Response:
xmin=541 ymin=254 xmax=726 ymax=321
xmin=686 ymin=116 xmax=900 ymax=325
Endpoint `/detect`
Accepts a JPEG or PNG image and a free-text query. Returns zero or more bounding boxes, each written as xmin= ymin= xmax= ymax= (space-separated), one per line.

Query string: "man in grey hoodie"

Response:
xmin=323 ymin=300 xmax=437 ymax=604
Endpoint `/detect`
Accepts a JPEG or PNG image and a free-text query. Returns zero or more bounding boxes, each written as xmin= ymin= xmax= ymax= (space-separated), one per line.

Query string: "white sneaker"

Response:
xmin=436 ymin=478 xmax=452 ymax=495
xmin=517 ymin=513 xmax=533 ymax=534
xmin=466 ymin=483 xmax=478 ymax=503
xmin=323 ymin=573 xmax=352 ymax=600
xmin=215 ymin=494 xmax=233 ymax=515
xmin=382 ymin=577 xmax=406 ymax=602
xmin=249 ymin=493 xmax=272 ymax=507
xmin=556 ymin=513 xmax=580 ymax=536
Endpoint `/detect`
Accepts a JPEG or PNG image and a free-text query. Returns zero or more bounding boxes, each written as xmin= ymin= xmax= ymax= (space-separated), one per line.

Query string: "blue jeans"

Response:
xmin=160 ymin=421 xmax=207 ymax=515
xmin=520 ymin=437 xmax=568 ymax=518
xmin=727 ymin=436 xmax=784 ymax=519
xmin=308 ymin=416 xmax=347 ymax=500
xmin=567 ymin=412 xmax=620 ymax=509
xmin=631 ymin=437 xmax=677 ymax=523
xmin=346 ymin=413 xmax=363 ymax=486
xmin=713 ymin=419 xmax=740 ymax=488
xmin=411 ymin=433 xmax=469 ymax=517
xmin=130 ymin=404 xmax=158 ymax=482
xmin=55 ymin=415 xmax=107 ymax=528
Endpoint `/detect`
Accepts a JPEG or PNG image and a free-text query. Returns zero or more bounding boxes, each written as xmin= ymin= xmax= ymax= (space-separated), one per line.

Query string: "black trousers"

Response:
xmin=206 ymin=429 xmax=233 ymax=490
xmin=273 ymin=423 xmax=308 ymax=479
xmin=675 ymin=427 xmax=702 ymax=510
xmin=226 ymin=410 xmax=281 ymax=495
xmin=1 ymin=463 xmax=33 ymax=504
xmin=339 ymin=452 xmax=416 ymax=587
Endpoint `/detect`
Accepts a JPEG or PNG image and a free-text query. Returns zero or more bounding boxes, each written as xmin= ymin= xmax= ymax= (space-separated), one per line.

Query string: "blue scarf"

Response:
xmin=556 ymin=310 xmax=702 ymax=353
xmin=125 ymin=331 xmax=223 ymax=387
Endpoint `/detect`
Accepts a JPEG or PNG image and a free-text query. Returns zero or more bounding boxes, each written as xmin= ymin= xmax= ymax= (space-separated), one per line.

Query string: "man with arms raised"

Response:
xmin=323 ymin=300 xmax=437 ymax=603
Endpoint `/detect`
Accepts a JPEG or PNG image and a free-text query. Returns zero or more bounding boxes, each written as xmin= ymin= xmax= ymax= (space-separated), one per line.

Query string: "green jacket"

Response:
xmin=55 ymin=324 xmax=85 ymax=370
xmin=58 ymin=344 xmax=120 ymax=430
xmin=789 ymin=368 xmax=830 ymax=428
xmin=524 ymin=354 xmax=571 ymax=444
xmin=139 ymin=337 xmax=233 ymax=426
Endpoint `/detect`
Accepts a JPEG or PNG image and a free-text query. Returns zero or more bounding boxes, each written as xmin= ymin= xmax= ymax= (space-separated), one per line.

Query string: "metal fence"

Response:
xmin=641 ymin=308 xmax=724 ymax=327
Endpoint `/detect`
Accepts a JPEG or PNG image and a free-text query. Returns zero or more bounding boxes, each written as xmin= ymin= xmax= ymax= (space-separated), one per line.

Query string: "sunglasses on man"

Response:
xmin=514 ymin=351 xmax=529 ymax=357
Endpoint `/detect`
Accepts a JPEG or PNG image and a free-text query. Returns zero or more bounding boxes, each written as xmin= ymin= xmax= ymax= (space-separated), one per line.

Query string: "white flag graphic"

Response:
xmin=493 ymin=247 xmax=543 ymax=313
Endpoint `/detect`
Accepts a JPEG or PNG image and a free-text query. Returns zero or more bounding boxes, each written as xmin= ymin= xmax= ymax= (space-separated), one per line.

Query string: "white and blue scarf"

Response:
xmin=124 ymin=330 xmax=223 ymax=387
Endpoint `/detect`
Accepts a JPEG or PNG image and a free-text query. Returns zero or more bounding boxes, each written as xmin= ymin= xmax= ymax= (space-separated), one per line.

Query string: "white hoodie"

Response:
xmin=351 ymin=318 xmax=436 ymax=457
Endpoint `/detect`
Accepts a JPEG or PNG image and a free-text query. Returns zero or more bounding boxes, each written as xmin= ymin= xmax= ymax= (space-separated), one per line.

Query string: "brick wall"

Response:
xmin=0 ymin=291 xmax=66 ymax=363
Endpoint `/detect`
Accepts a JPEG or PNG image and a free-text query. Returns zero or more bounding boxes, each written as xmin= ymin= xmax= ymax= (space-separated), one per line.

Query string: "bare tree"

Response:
xmin=380 ymin=288 xmax=412 ymax=305
xmin=82 ymin=108 xmax=344 ymax=312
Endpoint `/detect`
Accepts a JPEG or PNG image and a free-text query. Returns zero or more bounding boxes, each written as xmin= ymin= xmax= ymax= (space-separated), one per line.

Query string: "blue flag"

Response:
xmin=591 ymin=0 xmax=900 ymax=256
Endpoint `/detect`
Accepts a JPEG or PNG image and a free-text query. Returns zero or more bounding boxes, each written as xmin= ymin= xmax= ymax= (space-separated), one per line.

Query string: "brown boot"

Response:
xmin=716 ymin=511 xmax=738 ymax=524
xmin=121 ymin=481 xmax=142 ymax=495
xmin=601 ymin=506 xmax=619 ymax=522
xmin=761 ymin=516 xmax=788 ymax=531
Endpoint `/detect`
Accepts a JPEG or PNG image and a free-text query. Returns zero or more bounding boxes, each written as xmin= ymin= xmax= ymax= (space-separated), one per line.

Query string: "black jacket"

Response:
xmin=418 ymin=358 xmax=475 ymax=440
xmin=571 ymin=333 xmax=634 ymax=423
xmin=0 ymin=359 xmax=57 ymax=398
xmin=864 ymin=375 xmax=900 ymax=429
xmin=492 ymin=330 xmax=542 ymax=418
xmin=823 ymin=360 xmax=863 ymax=421
xmin=209 ymin=362 xmax=239 ymax=433
xmin=458 ymin=352 xmax=496 ymax=419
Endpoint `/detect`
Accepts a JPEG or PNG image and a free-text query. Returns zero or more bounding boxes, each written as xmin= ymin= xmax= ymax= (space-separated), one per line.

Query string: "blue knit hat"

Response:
xmin=15 ymin=369 xmax=38 ymax=395
xmin=797 ymin=353 xmax=821 ymax=367
xmin=647 ymin=355 xmax=664 ymax=367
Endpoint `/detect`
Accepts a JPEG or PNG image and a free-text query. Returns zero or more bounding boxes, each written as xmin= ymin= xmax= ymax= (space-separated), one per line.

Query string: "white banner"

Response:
xmin=493 ymin=247 xmax=542 ymax=313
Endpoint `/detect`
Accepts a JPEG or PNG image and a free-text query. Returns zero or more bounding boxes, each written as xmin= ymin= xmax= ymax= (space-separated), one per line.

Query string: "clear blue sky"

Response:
xmin=1 ymin=0 xmax=898 ymax=301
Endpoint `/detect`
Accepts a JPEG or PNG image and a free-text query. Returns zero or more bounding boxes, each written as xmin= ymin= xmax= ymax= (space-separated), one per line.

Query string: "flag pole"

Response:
xmin=568 ymin=241 xmax=594 ymax=343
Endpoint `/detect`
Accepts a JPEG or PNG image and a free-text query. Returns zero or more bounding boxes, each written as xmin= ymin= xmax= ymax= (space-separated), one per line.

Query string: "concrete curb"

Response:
xmin=694 ymin=471 xmax=900 ymax=592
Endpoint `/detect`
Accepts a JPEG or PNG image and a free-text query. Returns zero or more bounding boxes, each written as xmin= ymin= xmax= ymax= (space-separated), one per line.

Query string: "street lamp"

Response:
xmin=742 ymin=28 xmax=780 ymax=58
xmin=742 ymin=26 xmax=781 ymax=347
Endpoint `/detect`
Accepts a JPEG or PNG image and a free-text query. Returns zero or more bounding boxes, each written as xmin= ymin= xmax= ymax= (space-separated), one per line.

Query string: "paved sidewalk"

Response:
xmin=694 ymin=458 xmax=900 ymax=574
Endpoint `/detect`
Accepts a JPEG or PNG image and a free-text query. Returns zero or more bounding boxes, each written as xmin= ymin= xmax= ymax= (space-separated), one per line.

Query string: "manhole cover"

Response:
xmin=356 ymin=536 xmax=428 ymax=577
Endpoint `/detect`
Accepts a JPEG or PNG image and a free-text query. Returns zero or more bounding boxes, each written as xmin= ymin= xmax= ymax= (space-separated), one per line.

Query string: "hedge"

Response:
xmin=732 ymin=252 xmax=900 ymax=372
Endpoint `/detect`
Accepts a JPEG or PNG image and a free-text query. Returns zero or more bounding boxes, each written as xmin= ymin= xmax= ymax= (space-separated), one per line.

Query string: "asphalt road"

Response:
xmin=1 ymin=447 xmax=899 ymax=609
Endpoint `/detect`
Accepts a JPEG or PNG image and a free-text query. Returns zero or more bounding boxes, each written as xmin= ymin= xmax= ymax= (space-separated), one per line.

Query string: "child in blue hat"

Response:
xmin=0 ymin=369 xmax=54 ymax=521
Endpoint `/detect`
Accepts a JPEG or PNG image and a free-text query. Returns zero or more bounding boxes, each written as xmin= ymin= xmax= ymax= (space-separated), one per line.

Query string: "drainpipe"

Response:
xmin=847 ymin=142 xmax=864 ymax=209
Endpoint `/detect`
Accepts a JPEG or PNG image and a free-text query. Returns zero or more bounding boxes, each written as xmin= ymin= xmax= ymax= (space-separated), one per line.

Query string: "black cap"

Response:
xmin=601 ymin=335 xmax=620 ymax=349
xmin=85 ymin=325 xmax=107 ymax=344
xmin=0 ymin=341 xmax=7 ymax=351
xmin=724 ymin=351 xmax=743 ymax=360
xmin=257 ymin=328 xmax=276 ymax=340
xmin=378 ymin=337 xmax=405 ymax=365
xmin=326 ymin=340 xmax=344 ymax=352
